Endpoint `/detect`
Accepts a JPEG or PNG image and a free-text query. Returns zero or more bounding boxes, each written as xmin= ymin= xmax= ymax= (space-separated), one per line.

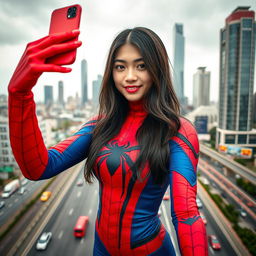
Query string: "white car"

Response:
xmin=196 ymin=198 xmax=203 ymax=208
xmin=36 ymin=232 xmax=52 ymax=250
xmin=240 ymin=209 xmax=247 ymax=218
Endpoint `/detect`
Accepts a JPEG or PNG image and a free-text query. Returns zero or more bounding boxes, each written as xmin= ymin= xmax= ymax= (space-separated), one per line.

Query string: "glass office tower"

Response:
xmin=217 ymin=6 xmax=256 ymax=148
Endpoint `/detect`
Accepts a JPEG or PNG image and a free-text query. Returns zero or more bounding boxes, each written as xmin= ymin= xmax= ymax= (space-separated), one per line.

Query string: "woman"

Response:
xmin=8 ymin=27 xmax=208 ymax=255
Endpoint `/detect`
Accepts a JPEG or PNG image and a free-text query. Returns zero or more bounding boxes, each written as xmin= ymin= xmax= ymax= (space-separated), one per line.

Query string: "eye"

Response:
xmin=137 ymin=63 xmax=146 ymax=70
xmin=114 ymin=65 xmax=125 ymax=71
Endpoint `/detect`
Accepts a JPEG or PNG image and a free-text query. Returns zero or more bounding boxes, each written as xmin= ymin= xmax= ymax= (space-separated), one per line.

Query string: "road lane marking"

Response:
xmin=161 ymin=203 xmax=171 ymax=232
xmin=77 ymin=191 xmax=81 ymax=198
xmin=94 ymin=190 xmax=97 ymax=195
xmin=209 ymin=246 xmax=215 ymax=254
xmin=58 ymin=230 xmax=63 ymax=239
xmin=8 ymin=203 xmax=13 ymax=208
xmin=69 ymin=208 xmax=74 ymax=216
xmin=80 ymin=238 xmax=84 ymax=244
xmin=0 ymin=211 xmax=3 ymax=216
xmin=88 ymin=208 xmax=92 ymax=215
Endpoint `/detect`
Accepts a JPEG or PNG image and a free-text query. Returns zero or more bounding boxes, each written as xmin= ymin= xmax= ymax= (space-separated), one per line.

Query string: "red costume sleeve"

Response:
xmin=169 ymin=117 xmax=208 ymax=255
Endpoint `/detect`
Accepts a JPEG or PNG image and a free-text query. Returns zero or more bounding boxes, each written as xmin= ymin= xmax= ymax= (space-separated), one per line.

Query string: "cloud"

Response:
xmin=0 ymin=0 xmax=58 ymax=45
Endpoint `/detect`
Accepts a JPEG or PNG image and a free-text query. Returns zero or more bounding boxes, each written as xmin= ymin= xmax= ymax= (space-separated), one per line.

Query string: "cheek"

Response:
xmin=113 ymin=72 xmax=122 ymax=87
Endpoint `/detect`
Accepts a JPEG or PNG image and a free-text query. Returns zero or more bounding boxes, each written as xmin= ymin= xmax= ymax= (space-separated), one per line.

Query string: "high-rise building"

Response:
xmin=173 ymin=23 xmax=185 ymax=105
xmin=92 ymin=75 xmax=103 ymax=108
xmin=81 ymin=59 xmax=88 ymax=106
xmin=58 ymin=80 xmax=64 ymax=106
xmin=44 ymin=85 xmax=53 ymax=106
xmin=253 ymin=92 xmax=256 ymax=125
xmin=216 ymin=6 xmax=256 ymax=148
xmin=193 ymin=67 xmax=210 ymax=108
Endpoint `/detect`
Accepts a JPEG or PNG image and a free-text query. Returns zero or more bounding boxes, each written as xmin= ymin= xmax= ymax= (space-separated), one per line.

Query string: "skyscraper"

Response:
xmin=173 ymin=23 xmax=185 ymax=105
xmin=44 ymin=85 xmax=53 ymax=106
xmin=81 ymin=59 xmax=88 ymax=106
xmin=92 ymin=74 xmax=103 ymax=108
xmin=193 ymin=67 xmax=210 ymax=108
xmin=58 ymin=80 xmax=64 ymax=106
xmin=216 ymin=6 xmax=256 ymax=148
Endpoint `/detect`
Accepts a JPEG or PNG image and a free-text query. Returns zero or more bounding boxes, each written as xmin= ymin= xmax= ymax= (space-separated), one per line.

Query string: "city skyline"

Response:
xmin=0 ymin=0 xmax=256 ymax=104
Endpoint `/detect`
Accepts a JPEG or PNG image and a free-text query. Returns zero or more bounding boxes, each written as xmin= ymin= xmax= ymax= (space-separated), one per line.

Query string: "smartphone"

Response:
xmin=46 ymin=4 xmax=82 ymax=65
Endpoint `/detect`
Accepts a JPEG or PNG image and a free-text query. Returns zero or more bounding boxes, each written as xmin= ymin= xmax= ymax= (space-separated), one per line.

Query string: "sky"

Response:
xmin=0 ymin=0 xmax=255 ymax=104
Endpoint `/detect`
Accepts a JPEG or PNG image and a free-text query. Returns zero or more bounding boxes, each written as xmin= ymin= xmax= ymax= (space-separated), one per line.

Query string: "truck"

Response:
xmin=2 ymin=179 xmax=20 ymax=198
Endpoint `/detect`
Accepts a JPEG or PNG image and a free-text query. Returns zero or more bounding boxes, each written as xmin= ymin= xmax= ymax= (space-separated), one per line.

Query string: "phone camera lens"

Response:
xmin=67 ymin=6 xmax=77 ymax=19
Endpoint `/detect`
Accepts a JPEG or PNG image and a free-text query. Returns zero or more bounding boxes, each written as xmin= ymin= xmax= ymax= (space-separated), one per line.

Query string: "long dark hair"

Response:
xmin=84 ymin=27 xmax=180 ymax=185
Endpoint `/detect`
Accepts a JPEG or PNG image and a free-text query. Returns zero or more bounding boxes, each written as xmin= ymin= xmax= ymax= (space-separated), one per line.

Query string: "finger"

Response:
xmin=33 ymin=41 xmax=82 ymax=60
xmin=32 ymin=63 xmax=72 ymax=73
xmin=35 ymin=30 xmax=80 ymax=50
xmin=27 ymin=35 xmax=49 ymax=47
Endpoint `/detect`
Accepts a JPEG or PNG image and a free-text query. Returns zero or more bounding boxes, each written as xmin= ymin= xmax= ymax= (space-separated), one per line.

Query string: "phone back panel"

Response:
xmin=47 ymin=4 xmax=82 ymax=65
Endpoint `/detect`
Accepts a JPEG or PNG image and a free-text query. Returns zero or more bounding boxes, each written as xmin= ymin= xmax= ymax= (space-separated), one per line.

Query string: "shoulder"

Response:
xmin=178 ymin=117 xmax=198 ymax=139
xmin=81 ymin=115 xmax=100 ymax=129
xmin=170 ymin=117 xmax=199 ymax=156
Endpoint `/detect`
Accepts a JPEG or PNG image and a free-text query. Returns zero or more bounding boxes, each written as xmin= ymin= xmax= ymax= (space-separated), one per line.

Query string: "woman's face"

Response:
xmin=113 ymin=43 xmax=153 ymax=102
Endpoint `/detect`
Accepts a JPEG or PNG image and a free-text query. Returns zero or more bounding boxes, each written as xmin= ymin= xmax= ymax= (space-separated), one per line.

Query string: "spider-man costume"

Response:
xmin=9 ymin=90 xmax=208 ymax=255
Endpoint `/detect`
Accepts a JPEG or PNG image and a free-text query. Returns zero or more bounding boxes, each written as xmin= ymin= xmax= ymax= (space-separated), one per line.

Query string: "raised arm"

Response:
xmin=8 ymin=31 xmax=83 ymax=180
xmin=169 ymin=118 xmax=208 ymax=256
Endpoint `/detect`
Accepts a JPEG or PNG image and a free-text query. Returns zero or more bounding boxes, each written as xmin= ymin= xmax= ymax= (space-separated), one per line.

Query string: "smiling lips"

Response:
xmin=124 ymin=85 xmax=142 ymax=93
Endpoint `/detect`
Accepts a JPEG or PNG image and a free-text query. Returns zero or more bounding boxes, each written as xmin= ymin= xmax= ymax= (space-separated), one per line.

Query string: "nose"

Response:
xmin=125 ymin=68 xmax=138 ymax=82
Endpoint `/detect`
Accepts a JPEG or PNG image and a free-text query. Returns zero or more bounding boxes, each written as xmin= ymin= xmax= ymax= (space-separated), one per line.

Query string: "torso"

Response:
xmin=93 ymin=103 xmax=169 ymax=255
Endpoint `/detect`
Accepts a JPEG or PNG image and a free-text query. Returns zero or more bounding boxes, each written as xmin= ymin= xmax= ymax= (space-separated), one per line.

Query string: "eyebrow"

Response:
xmin=114 ymin=57 xmax=144 ymax=63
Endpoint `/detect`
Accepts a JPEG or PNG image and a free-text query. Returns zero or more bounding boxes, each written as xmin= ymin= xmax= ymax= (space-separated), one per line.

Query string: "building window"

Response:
xmin=0 ymin=127 xmax=7 ymax=132
xmin=249 ymin=135 xmax=256 ymax=144
xmin=1 ymin=142 xmax=8 ymax=148
xmin=238 ymin=135 xmax=247 ymax=144
xmin=0 ymin=135 xmax=7 ymax=140
xmin=242 ymin=18 xmax=252 ymax=28
xmin=225 ymin=134 xmax=235 ymax=144
xmin=2 ymin=149 xmax=8 ymax=155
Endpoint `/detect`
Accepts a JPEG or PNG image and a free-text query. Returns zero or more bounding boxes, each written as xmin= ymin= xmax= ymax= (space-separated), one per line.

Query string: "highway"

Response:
xmin=16 ymin=175 xmax=236 ymax=255
xmin=0 ymin=179 xmax=46 ymax=227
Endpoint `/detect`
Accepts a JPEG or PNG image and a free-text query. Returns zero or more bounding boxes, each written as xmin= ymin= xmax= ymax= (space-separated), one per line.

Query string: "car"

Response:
xmin=163 ymin=193 xmax=170 ymax=200
xmin=200 ymin=212 xmax=207 ymax=225
xmin=196 ymin=198 xmax=203 ymax=208
xmin=208 ymin=235 xmax=221 ymax=250
xmin=18 ymin=187 xmax=26 ymax=195
xmin=0 ymin=201 xmax=5 ymax=209
xmin=74 ymin=216 xmax=89 ymax=238
xmin=247 ymin=201 xmax=253 ymax=207
xmin=240 ymin=209 xmax=247 ymax=218
xmin=40 ymin=191 xmax=52 ymax=202
xmin=76 ymin=179 xmax=83 ymax=186
xmin=36 ymin=232 xmax=52 ymax=250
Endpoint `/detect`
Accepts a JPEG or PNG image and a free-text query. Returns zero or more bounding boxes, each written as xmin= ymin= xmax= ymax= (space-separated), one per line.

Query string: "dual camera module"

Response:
xmin=67 ymin=7 xmax=77 ymax=19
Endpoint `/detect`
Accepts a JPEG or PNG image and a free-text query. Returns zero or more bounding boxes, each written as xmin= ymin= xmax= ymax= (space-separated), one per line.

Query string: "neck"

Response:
xmin=128 ymin=100 xmax=147 ymax=117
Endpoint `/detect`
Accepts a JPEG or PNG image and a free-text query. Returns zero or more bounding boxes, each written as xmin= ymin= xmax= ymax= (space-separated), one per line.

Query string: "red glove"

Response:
xmin=8 ymin=30 xmax=82 ymax=180
xmin=8 ymin=30 xmax=81 ymax=94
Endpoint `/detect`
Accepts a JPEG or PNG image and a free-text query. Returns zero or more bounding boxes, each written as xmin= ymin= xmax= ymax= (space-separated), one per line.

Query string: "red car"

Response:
xmin=208 ymin=235 xmax=221 ymax=250
xmin=163 ymin=193 xmax=170 ymax=200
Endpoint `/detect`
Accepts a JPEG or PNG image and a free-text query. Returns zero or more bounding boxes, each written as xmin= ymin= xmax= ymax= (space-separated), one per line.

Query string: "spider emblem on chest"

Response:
xmin=96 ymin=140 xmax=140 ymax=176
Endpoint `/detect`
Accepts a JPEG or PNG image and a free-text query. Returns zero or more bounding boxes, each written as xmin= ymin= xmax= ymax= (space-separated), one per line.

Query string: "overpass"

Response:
xmin=200 ymin=144 xmax=256 ymax=186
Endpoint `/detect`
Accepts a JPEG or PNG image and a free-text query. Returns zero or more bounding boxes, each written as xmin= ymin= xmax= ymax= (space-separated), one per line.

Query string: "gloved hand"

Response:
xmin=8 ymin=30 xmax=81 ymax=94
